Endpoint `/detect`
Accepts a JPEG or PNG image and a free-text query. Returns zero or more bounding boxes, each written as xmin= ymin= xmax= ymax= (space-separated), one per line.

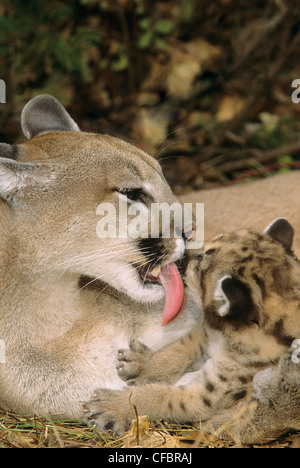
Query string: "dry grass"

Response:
xmin=0 ymin=409 xmax=299 ymax=449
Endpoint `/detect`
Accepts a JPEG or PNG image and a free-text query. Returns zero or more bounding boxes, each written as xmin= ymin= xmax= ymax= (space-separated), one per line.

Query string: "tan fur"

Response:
xmin=84 ymin=219 xmax=300 ymax=443
xmin=0 ymin=95 xmax=198 ymax=418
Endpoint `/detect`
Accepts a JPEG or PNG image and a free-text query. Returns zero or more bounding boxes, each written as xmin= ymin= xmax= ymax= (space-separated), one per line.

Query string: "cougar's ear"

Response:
xmin=0 ymin=158 xmax=55 ymax=200
xmin=214 ymin=275 xmax=258 ymax=325
xmin=263 ymin=217 xmax=294 ymax=252
xmin=0 ymin=143 xmax=19 ymax=160
xmin=21 ymin=94 xmax=80 ymax=139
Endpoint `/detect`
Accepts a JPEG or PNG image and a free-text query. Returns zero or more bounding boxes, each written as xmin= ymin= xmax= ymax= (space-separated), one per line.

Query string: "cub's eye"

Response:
xmin=115 ymin=188 xmax=146 ymax=203
xmin=205 ymin=248 xmax=216 ymax=255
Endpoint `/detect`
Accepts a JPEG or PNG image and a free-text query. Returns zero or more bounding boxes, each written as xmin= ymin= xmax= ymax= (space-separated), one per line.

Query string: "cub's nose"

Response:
xmin=177 ymin=245 xmax=202 ymax=277
xmin=177 ymin=250 xmax=192 ymax=277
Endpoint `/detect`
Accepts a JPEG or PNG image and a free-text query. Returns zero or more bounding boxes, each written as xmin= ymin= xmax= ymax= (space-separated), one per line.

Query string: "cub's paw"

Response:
xmin=117 ymin=339 xmax=154 ymax=386
xmin=254 ymin=346 xmax=300 ymax=406
xmin=277 ymin=345 xmax=300 ymax=392
xmin=82 ymin=388 xmax=132 ymax=435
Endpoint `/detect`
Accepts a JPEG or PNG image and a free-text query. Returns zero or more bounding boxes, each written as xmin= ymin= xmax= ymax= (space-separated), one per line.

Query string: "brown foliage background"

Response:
xmin=1 ymin=0 xmax=300 ymax=192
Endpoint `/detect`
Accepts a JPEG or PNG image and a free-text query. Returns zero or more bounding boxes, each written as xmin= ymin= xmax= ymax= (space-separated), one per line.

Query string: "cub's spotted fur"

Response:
xmin=83 ymin=218 xmax=300 ymax=443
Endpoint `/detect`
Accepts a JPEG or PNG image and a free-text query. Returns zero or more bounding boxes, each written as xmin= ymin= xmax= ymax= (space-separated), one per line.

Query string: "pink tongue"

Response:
xmin=160 ymin=263 xmax=186 ymax=325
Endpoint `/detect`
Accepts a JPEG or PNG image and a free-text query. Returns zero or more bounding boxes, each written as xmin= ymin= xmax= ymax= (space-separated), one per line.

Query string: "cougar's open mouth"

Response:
xmin=138 ymin=262 xmax=187 ymax=326
xmin=139 ymin=264 xmax=162 ymax=285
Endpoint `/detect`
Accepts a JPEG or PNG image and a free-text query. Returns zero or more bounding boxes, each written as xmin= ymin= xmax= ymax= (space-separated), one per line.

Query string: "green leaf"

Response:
xmin=278 ymin=154 xmax=293 ymax=165
xmin=111 ymin=54 xmax=128 ymax=72
xmin=99 ymin=0 xmax=109 ymax=10
xmin=139 ymin=17 xmax=151 ymax=30
xmin=154 ymin=37 xmax=167 ymax=50
xmin=138 ymin=31 xmax=153 ymax=49
xmin=79 ymin=0 xmax=98 ymax=4
xmin=153 ymin=19 xmax=174 ymax=35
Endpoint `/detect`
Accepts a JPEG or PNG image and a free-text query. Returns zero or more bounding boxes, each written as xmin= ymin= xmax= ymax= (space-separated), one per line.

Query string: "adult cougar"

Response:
xmin=0 ymin=95 xmax=196 ymax=418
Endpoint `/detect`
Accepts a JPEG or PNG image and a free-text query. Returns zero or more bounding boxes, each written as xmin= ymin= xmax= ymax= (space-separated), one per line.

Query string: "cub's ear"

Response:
xmin=263 ymin=217 xmax=294 ymax=252
xmin=21 ymin=94 xmax=80 ymax=139
xmin=214 ymin=275 xmax=258 ymax=326
xmin=0 ymin=158 xmax=55 ymax=200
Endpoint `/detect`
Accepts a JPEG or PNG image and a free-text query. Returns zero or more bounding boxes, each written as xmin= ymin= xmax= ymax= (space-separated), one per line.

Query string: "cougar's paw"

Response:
xmin=117 ymin=339 xmax=154 ymax=385
xmin=82 ymin=388 xmax=132 ymax=435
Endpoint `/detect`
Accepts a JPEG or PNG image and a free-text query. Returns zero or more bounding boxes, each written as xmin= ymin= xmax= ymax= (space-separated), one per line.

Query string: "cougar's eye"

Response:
xmin=115 ymin=187 xmax=146 ymax=203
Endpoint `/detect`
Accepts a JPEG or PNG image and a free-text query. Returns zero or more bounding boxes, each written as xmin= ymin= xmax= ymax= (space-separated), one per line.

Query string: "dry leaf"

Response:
xmin=132 ymin=107 xmax=171 ymax=146
xmin=216 ymin=95 xmax=245 ymax=122
xmin=6 ymin=431 xmax=36 ymax=448
xmin=166 ymin=39 xmax=221 ymax=99
xmin=287 ymin=434 xmax=300 ymax=448
xmin=177 ymin=429 xmax=229 ymax=448
xmin=167 ymin=57 xmax=201 ymax=99
xmin=123 ymin=415 xmax=150 ymax=447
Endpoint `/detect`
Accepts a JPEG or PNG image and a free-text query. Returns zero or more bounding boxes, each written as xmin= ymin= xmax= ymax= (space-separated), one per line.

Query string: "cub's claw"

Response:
xmin=117 ymin=339 xmax=154 ymax=385
xmin=82 ymin=388 xmax=132 ymax=435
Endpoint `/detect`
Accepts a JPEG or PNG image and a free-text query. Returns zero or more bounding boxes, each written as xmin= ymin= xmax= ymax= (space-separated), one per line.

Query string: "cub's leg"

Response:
xmin=83 ymin=359 xmax=252 ymax=434
xmin=236 ymin=347 xmax=300 ymax=444
xmin=202 ymin=347 xmax=300 ymax=445
xmin=117 ymin=325 xmax=206 ymax=385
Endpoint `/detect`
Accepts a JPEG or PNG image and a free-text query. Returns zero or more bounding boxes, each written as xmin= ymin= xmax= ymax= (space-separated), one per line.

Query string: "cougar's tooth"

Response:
xmin=150 ymin=265 xmax=161 ymax=277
